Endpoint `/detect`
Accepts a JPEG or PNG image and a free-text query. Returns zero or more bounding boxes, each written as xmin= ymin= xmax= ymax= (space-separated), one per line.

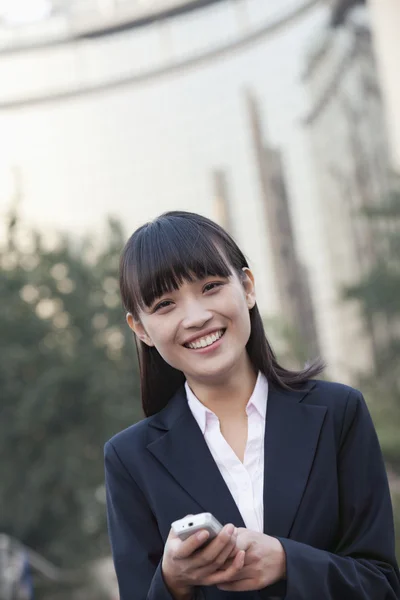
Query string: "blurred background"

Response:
xmin=0 ymin=0 xmax=399 ymax=597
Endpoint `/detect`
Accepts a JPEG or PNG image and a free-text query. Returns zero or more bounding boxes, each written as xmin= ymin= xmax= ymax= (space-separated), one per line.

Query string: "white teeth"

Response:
xmin=187 ymin=329 xmax=224 ymax=349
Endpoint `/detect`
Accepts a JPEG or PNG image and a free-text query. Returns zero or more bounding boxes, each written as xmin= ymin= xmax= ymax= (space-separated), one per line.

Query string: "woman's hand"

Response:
xmin=162 ymin=522 xmax=245 ymax=598
xmin=216 ymin=528 xmax=286 ymax=593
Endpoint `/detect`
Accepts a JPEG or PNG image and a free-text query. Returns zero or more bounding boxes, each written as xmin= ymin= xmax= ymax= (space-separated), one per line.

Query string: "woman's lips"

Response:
xmin=184 ymin=329 xmax=226 ymax=354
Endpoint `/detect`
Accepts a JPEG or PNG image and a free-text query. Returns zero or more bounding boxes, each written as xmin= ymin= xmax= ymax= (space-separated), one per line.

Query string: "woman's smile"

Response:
xmin=183 ymin=328 xmax=226 ymax=353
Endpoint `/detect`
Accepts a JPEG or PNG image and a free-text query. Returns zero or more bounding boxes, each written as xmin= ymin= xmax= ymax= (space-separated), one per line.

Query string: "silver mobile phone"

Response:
xmin=171 ymin=512 xmax=223 ymax=542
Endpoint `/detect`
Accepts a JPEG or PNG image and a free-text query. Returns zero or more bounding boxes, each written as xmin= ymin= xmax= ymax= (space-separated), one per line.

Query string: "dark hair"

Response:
xmin=120 ymin=211 xmax=324 ymax=416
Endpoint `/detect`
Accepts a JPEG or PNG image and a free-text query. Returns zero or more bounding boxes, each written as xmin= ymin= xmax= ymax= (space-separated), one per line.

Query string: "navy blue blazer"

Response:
xmin=104 ymin=379 xmax=400 ymax=600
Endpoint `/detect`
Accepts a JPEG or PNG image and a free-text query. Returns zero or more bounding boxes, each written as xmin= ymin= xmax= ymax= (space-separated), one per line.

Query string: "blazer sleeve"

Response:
xmin=104 ymin=440 xmax=177 ymax=600
xmin=275 ymin=389 xmax=400 ymax=600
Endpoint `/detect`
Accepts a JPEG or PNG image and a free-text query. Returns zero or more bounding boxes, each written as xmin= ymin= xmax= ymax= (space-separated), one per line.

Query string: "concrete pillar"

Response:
xmin=368 ymin=0 xmax=400 ymax=172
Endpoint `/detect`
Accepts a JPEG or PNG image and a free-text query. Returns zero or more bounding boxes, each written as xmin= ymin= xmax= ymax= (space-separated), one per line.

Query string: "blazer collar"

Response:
xmin=147 ymin=379 xmax=326 ymax=538
xmin=184 ymin=372 xmax=269 ymax=435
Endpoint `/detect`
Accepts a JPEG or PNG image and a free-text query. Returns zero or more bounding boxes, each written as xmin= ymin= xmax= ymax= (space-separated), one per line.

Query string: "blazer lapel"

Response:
xmin=263 ymin=381 xmax=327 ymax=538
xmin=146 ymin=381 xmax=327 ymax=539
xmin=146 ymin=388 xmax=246 ymax=529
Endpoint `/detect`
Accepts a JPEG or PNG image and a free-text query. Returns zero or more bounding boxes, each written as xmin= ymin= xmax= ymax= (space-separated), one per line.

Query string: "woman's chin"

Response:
xmin=185 ymin=355 xmax=238 ymax=383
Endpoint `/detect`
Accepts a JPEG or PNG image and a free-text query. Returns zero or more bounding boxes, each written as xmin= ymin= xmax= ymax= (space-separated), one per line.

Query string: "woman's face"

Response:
xmin=128 ymin=268 xmax=256 ymax=385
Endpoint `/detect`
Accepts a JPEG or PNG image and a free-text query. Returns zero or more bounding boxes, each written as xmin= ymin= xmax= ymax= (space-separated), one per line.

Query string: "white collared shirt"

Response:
xmin=185 ymin=372 xmax=268 ymax=532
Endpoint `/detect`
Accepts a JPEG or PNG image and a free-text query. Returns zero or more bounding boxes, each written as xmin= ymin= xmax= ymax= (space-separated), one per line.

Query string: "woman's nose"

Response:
xmin=181 ymin=302 xmax=213 ymax=329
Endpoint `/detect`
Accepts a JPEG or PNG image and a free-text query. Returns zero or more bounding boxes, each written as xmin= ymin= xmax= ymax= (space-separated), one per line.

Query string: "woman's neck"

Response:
xmin=185 ymin=355 xmax=258 ymax=420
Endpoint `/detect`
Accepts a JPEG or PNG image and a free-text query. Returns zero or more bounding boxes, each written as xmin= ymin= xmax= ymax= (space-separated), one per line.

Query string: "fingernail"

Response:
xmin=225 ymin=524 xmax=234 ymax=535
xmin=197 ymin=531 xmax=209 ymax=542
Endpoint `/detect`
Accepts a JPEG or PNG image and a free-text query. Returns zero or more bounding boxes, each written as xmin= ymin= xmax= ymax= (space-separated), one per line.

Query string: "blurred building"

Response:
xmin=212 ymin=168 xmax=235 ymax=236
xmin=246 ymin=90 xmax=320 ymax=358
xmin=303 ymin=3 xmax=391 ymax=379
xmin=368 ymin=0 xmax=400 ymax=173
xmin=329 ymin=0 xmax=366 ymax=27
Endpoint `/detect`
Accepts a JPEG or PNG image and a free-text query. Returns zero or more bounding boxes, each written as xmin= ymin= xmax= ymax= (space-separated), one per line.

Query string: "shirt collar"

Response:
xmin=185 ymin=372 xmax=268 ymax=435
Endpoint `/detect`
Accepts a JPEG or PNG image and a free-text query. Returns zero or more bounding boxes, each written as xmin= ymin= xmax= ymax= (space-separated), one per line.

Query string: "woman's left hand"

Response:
xmin=216 ymin=528 xmax=286 ymax=592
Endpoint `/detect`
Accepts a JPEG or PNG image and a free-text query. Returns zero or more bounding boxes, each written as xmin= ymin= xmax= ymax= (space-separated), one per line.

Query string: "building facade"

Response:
xmin=303 ymin=4 xmax=391 ymax=380
xmin=368 ymin=0 xmax=400 ymax=174
xmin=245 ymin=90 xmax=321 ymax=361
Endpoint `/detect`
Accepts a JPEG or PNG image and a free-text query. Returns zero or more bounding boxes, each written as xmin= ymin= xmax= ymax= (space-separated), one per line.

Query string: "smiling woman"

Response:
xmin=119 ymin=211 xmax=323 ymax=417
xmin=105 ymin=211 xmax=400 ymax=600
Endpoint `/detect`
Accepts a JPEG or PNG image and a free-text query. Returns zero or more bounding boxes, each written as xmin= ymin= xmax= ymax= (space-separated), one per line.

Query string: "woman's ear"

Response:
xmin=241 ymin=267 xmax=256 ymax=309
xmin=126 ymin=313 xmax=155 ymax=347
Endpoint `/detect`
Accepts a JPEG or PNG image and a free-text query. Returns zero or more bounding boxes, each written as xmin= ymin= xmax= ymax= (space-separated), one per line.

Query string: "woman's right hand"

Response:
xmin=162 ymin=521 xmax=245 ymax=599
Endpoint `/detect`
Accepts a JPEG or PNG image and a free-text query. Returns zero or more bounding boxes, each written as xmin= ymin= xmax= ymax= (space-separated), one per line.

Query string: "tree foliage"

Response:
xmin=343 ymin=183 xmax=400 ymax=465
xmin=0 ymin=213 xmax=141 ymax=595
xmin=342 ymin=180 xmax=400 ymax=555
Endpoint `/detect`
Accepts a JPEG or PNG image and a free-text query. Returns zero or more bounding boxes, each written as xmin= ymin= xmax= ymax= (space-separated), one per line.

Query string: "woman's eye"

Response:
xmin=203 ymin=282 xmax=223 ymax=293
xmin=153 ymin=300 xmax=172 ymax=312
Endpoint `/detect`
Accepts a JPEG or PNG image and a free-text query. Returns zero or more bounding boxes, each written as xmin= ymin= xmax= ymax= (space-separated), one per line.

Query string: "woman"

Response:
xmin=104 ymin=211 xmax=400 ymax=600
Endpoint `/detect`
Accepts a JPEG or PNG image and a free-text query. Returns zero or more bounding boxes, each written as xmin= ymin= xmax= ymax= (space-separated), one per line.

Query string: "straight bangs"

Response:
xmin=121 ymin=218 xmax=234 ymax=317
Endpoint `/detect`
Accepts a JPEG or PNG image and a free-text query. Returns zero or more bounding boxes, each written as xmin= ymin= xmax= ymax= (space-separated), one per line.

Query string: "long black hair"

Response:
xmin=120 ymin=211 xmax=324 ymax=416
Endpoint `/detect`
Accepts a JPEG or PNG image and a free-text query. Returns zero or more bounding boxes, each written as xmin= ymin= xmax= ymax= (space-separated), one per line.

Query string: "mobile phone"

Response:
xmin=171 ymin=512 xmax=223 ymax=542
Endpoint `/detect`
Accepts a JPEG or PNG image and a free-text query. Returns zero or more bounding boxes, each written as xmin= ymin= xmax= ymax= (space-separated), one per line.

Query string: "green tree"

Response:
xmin=0 ymin=212 xmax=141 ymax=596
xmin=342 ymin=180 xmax=400 ymax=554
